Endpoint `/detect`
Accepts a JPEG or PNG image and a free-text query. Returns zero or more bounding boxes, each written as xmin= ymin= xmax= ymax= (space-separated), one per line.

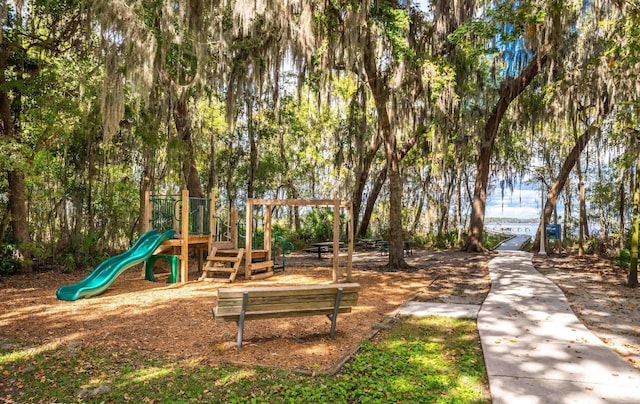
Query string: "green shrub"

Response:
xmin=615 ymin=249 xmax=631 ymax=268
xmin=301 ymin=208 xmax=335 ymax=242
xmin=483 ymin=231 xmax=510 ymax=250
xmin=0 ymin=244 xmax=22 ymax=275
xmin=585 ymin=236 xmax=598 ymax=254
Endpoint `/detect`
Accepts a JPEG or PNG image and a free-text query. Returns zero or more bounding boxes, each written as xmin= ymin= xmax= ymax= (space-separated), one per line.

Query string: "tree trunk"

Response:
xmin=0 ymin=43 xmax=31 ymax=270
xmin=7 ymin=171 xmax=30 ymax=241
xmin=412 ymin=171 xmax=429 ymax=234
xmin=358 ymin=166 xmax=387 ymax=239
xmin=437 ymin=170 xmax=455 ymax=237
xmin=174 ymin=94 xmax=203 ymax=197
xmin=455 ymin=165 xmax=464 ymax=245
xmin=0 ymin=205 xmax=9 ymax=246
xmin=247 ymin=96 xmax=257 ymax=199
xmin=464 ymin=52 xmax=548 ymax=252
xmin=207 ymin=130 xmax=216 ymax=194
xmin=356 ymin=135 xmax=418 ymax=239
xmin=351 ymin=86 xmax=382 ymax=234
xmin=361 ymin=24 xmax=409 ymax=268
xmin=532 ymin=125 xmax=597 ymax=250
xmin=596 ymin=137 xmax=607 ymax=249
xmin=138 ymin=147 xmax=154 ymax=235
xmin=629 ymin=154 xmax=639 ymax=287
xmin=577 ymin=155 xmax=585 ymax=256
xmin=619 ymin=170 xmax=626 ymax=251
xmin=564 ymin=178 xmax=572 ymax=244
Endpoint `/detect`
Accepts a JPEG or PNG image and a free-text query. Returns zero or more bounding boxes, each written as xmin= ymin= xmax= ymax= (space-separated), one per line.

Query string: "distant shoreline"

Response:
xmin=485 ymin=218 xmax=539 ymax=224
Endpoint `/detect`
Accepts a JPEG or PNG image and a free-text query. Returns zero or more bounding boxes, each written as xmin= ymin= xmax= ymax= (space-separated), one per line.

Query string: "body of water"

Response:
xmin=485 ymin=222 xmax=540 ymax=236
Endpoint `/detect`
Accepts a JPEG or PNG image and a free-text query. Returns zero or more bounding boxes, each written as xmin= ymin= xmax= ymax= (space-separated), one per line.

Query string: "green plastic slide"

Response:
xmin=56 ymin=229 xmax=176 ymax=301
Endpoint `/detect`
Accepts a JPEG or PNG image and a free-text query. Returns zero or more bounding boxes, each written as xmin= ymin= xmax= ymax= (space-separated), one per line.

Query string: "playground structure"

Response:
xmin=244 ymin=198 xmax=354 ymax=283
xmin=143 ymin=190 xmax=291 ymax=283
xmin=144 ymin=193 xmax=353 ymax=283
xmin=56 ymin=191 xmax=351 ymax=300
xmin=56 ymin=229 xmax=176 ymax=301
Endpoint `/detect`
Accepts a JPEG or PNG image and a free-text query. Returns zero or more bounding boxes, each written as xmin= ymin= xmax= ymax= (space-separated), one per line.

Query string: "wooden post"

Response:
xmin=143 ymin=191 xmax=152 ymax=232
xmin=174 ymin=194 xmax=181 ymax=237
xmin=231 ymin=206 xmax=238 ymax=247
xmin=209 ymin=192 xmax=216 ymax=242
xmin=141 ymin=190 xmax=152 ymax=278
xmin=245 ymin=199 xmax=253 ymax=279
xmin=180 ymin=190 xmax=189 ymax=283
xmin=332 ymin=199 xmax=340 ymax=282
xmin=347 ymin=201 xmax=354 ymax=282
xmin=265 ymin=204 xmax=272 ymax=262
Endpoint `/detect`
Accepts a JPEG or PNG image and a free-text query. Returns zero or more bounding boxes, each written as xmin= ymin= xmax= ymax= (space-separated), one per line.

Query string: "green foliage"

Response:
xmin=371 ymin=1 xmax=416 ymax=61
xmin=417 ymin=231 xmax=464 ymax=249
xmin=584 ymin=236 xmax=599 ymax=255
xmin=483 ymin=232 xmax=510 ymax=250
xmin=300 ymin=208 xmax=336 ymax=243
xmin=59 ymin=231 xmax=109 ymax=273
xmin=2 ymin=317 xmax=488 ymax=403
xmin=0 ymin=245 xmax=22 ymax=276
xmin=615 ymin=249 xmax=630 ymax=268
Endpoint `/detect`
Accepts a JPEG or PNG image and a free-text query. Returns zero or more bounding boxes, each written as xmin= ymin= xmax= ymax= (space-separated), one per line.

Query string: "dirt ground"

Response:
xmin=1 ymin=249 xmax=638 ymax=373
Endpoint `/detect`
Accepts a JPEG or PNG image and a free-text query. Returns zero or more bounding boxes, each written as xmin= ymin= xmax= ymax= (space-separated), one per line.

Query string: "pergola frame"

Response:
xmin=245 ymin=198 xmax=354 ymax=282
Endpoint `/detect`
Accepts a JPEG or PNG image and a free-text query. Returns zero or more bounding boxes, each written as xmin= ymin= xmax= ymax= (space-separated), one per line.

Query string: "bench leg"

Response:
xmin=237 ymin=291 xmax=249 ymax=349
xmin=327 ymin=287 xmax=343 ymax=339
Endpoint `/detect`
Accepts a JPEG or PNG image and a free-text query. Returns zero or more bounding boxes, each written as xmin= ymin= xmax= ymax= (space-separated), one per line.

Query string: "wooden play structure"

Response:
xmin=143 ymin=190 xmax=214 ymax=283
xmin=143 ymin=192 xmax=352 ymax=283
xmin=244 ymin=198 xmax=354 ymax=283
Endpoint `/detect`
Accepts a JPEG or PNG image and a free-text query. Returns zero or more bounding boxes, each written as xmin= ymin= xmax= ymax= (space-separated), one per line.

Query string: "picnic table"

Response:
xmin=305 ymin=241 xmax=344 ymax=259
xmin=375 ymin=240 xmax=414 ymax=256
xmin=356 ymin=238 xmax=382 ymax=250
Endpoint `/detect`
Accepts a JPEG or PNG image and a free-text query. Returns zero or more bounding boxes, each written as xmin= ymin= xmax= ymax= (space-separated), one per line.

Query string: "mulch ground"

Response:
xmin=0 ymin=249 xmax=491 ymax=373
xmin=3 ymin=248 xmax=638 ymax=374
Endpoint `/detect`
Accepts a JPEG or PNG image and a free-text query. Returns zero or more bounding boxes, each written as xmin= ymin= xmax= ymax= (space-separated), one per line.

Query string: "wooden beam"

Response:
xmin=141 ymin=190 xmax=152 ymax=279
xmin=245 ymin=199 xmax=253 ymax=279
xmin=174 ymin=194 xmax=181 ymax=237
xmin=332 ymin=199 xmax=340 ymax=283
xmin=209 ymin=192 xmax=216 ymax=241
xmin=250 ymin=198 xmax=350 ymax=208
xmin=347 ymin=201 xmax=353 ymax=282
xmin=181 ymin=189 xmax=189 ymax=283
xmin=264 ymin=204 xmax=272 ymax=262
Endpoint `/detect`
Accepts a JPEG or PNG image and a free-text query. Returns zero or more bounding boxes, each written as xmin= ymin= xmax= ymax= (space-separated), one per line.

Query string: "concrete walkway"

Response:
xmin=479 ymin=251 xmax=640 ymax=403
xmin=495 ymin=234 xmax=531 ymax=251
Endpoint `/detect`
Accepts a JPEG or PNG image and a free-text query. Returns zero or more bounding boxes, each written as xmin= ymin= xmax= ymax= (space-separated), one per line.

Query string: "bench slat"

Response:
xmin=217 ymin=283 xmax=360 ymax=299
xmin=215 ymin=307 xmax=353 ymax=322
xmin=216 ymin=289 xmax=359 ymax=307
xmin=214 ymin=297 xmax=359 ymax=317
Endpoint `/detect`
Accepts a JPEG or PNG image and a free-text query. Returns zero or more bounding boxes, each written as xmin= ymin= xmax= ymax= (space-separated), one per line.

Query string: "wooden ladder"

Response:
xmin=199 ymin=247 xmax=245 ymax=283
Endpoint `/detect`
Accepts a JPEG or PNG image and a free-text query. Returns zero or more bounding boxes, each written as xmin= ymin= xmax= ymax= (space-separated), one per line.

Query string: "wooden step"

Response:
xmin=207 ymin=256 xmax=242 ymax=263
xmin=200 ymin=248 xmax=244 ymax=283
xmin=202 ymin=277 xmax=232 ymax=283
xmin=212 ymin=241 xmax=235 ymax=250
xmin=204 ymin=266 xmax=235 ymax=273
xmin=250 ymin=261 xmax=274 ymax=271
xmin=250 ymin=271 xmax=274 ymax=280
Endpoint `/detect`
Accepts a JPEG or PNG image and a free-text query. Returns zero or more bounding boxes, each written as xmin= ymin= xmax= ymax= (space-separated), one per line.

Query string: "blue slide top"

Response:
xmin=56 ymin=229 xmax=176 ymax=301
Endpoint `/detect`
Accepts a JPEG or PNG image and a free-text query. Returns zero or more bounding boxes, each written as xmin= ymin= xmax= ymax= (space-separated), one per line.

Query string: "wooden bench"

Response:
xmin=213 ymin=283 xmax=360 ymax=348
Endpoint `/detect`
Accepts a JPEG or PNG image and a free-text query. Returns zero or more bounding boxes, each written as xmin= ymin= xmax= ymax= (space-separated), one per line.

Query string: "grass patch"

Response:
xmin=484 ymin=231 xmax=510 ymax=250
xmin=1 ymin=316 xmax=488 ymax=403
